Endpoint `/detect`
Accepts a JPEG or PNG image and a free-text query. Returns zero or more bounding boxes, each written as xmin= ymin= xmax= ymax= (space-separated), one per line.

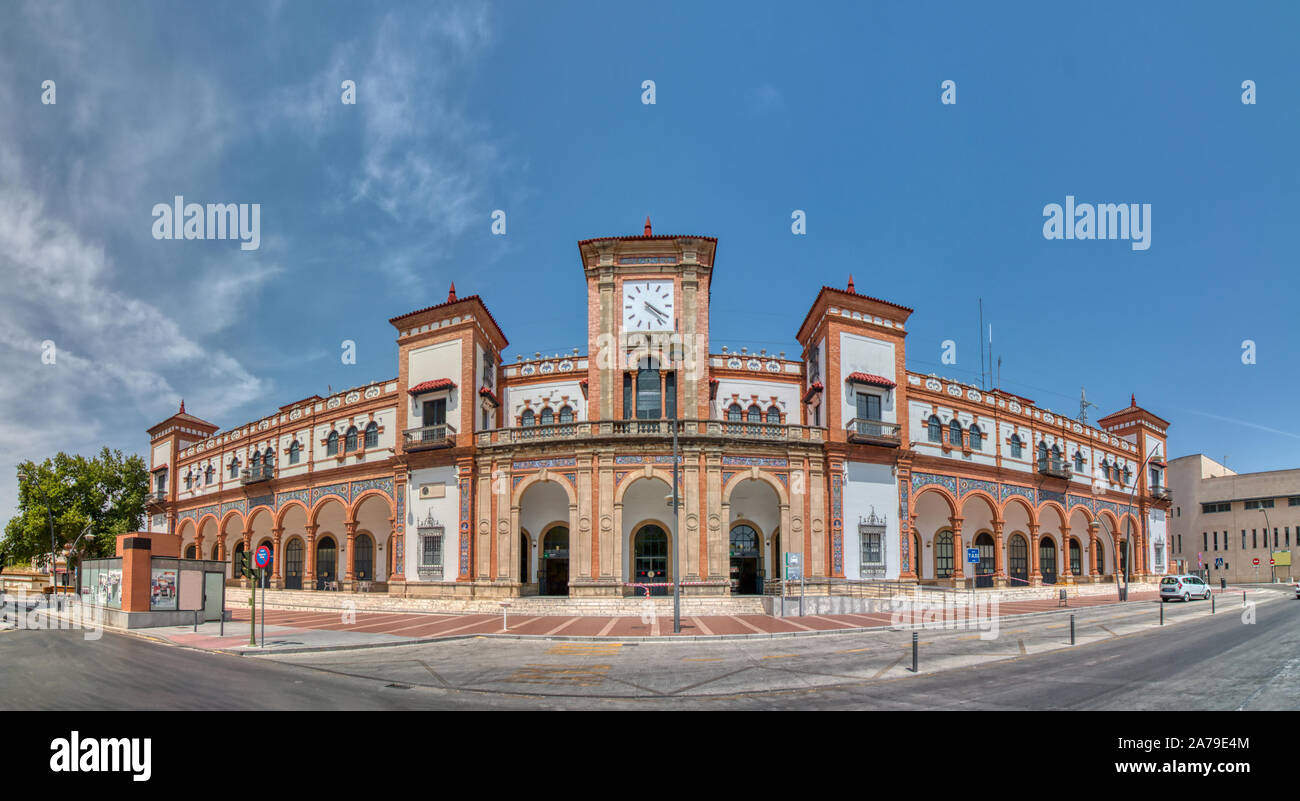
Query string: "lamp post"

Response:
xmin=1261 ymin=508 xmax=1273 ymax=583
xmin=66 ymin=524 xmax=96 ymax=598
xmin=670 ymin=407 xmax=681 ymax=634
xmin=1092 ymin=447 xmax=1161 ymax=601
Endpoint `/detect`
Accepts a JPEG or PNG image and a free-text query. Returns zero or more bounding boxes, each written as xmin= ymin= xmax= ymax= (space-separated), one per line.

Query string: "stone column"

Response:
xmin=1029 ymin=523 xmax=1042 ymax=586
xmin=993 ymin=520 xmax=1006 ymax=588
xmin=1060 ymin=524 xmax=1074 ymax=584
xmin=950 ymin=516 xmax=964 ymax=581
xmin=1088 ymin=523 xmax=1101 ymax=581
xmin=195 ymin=531 xmax=205 ymax=563
xmin=304 ymin=524 xmax=318 ymax=590
xmin=344 ymin=521 xmax=357 ymax=590
xmin=271 ymin=526 xmax=284 ymax=589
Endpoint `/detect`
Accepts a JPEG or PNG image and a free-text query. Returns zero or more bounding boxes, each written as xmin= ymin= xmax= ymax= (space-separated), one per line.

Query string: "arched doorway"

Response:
xmin=1040 ymin=537 xmax=1057 ymax=584
xmin=540 ymin=526 xmax=569 ymax=596
xmin=184 ymin=544 xmax=196 ymax=559
xmin=913 ymin=533 xmax=921 ymax=577
xmin=231 ymin=542 xmax=247 ymax=579
xmin=1008 ymin=534 xmax=1029 ymax=586
xmin=210 ymin=543 xmax=220 ymax=561
xmin=729 ymin=524 xmax=761 ymax=595
xmin=633 ymin=525 xmax=669 ymax=596
xmin=1069 ymin=538 xmax=1083 ymax=580
xmin=355 ymin=533 xmax=374 ymax=581
xmin=520 ymin=532 xmax=531 ymax=585
xmin=934 ymin=531 xmax=954 ymax=579
xmin=316 ymin=536 xmax=337 ymax=589
xmin=1096 ymin=540 xmax=1108 ymax=579
xmin=285 ymin=539 xmax=304 ymax=590
xmin=974 ymin=532 xmax=995 ymax=588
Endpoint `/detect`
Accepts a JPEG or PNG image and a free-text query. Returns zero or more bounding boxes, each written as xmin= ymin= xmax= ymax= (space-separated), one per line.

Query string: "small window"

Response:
xmin=559 ymin=406 xmax=574 ymax=424
xmin=229 ymin=457 xmax=240 ymax=479
xmin=288 ymin=441 xmax=300 ymax=464
xmin=728 ymin=404 xmax=743 ymax=423
xmin=364 ymin=422 xmax=378 ymax=448
xmin=326 ymin=431 xmax=339 ymax=456
xmin=766 ymin=406 xmax=781 ymax=424
xmin=927 ymin=415 xmax=942 ymax=443
xmin=522 ymin=409 xmax=535 ymax=427
xmin=204 ymin=465 xmax=214 ymax=485
xmin=1073 ymin=451 xmax=1085 ymax=472
xmin=948 ymin=419 xmax=962 ymax=447
xmin=184 ymin=472 xmax=193 ymax=489
xmin=540 ymin=407 xmax=554 ymax=425
xmin=263 ymin=448 xmax=274 ymax=468
xmin=746 ymin=404 xmax=762 ymax=423
xmin=968 ymin=424 xmax=982 ymax=450
xmin=344 ymin=426 xmax=358 ymax=452
xmin=1009 ymin=434 xmax=1022 ymax=459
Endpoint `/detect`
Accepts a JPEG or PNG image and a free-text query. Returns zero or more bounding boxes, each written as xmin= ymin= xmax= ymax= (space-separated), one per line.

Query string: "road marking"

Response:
xmin=596 ymin=618 xmax=620 ymax=637
xmin=547 ymin=642 xmax=622 ymax=656
xmin=543 ymin=617 xmax=581 ymax=636
xmin=683 ymin=657 xmax=722 ymax=662
xmin=690 ymin=617 xmax=714 ymax=636
xmin=840 ymin=647 xmax=872 ymax=653
xmin=760 ymin=654 xmax=797 ymax=660
xmin=1099 ymin=624 xmax=1118 ymax=636
xmin=874 ymin=652 xmax=906 ymax=678
xmin=1018 ymin=638 xmax=1026 ymax=655
xmin=729 ymin=616 xmax=767 ymax=634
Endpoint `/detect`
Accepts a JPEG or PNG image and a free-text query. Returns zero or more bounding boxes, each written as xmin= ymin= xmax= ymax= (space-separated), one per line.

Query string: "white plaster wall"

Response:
xmin=505 ymin=380 xmax=586 ymax=424
xmin=713 ymin=378 xmax=800 ymax=421
xmin=405 ymin=466 xmax=459 ymax=581
xmin=842 ymin=462 xmax=901 ymax=580
xmin=838 ymin=332 xmax=897 ymax=427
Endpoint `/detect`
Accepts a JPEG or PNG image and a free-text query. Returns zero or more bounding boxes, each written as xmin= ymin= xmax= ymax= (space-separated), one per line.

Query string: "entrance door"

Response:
xmin=316 ymin=536 xmax=337 ymax=589
xmin=285 ymin=539 xmax=303 ymax=590
xmin=1009 ymin=535 xmax=1029 ymax=586
xmin=1040 ymin=538 xmax=1057 ymax=584
xmin=355 ymin=534 xmax=374 ymax=581
xmin=975 ymin=533 xmax=995 ymax=588
xmin=634 ymin=525 xmax=669 ymax=596
xmin=540 ymin=527 xmax=569 ymax=596
xmin=729 ymin=525 xmax=761 ymax=595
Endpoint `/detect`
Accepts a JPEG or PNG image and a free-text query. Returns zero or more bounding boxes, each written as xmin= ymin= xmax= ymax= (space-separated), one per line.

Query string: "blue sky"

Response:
xmin=2 ymin=0 xmax=1297 ymax=516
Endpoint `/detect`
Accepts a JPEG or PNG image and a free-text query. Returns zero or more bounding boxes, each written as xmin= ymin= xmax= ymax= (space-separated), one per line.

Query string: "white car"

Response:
xmin=1160 ymin=575 xmax=1211 ymax=602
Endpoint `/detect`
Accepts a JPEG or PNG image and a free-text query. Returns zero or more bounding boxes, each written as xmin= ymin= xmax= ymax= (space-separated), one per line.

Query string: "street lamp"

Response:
xmin=1091 ymin=446 xmax=1162 ymax=601
xmin=65 ymin=523 xmax=96 ymax=599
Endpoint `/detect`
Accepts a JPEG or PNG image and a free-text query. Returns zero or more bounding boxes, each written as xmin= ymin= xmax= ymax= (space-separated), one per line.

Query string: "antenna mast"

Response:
xmin=1078 ymin=386 xmax=1098 ymax=425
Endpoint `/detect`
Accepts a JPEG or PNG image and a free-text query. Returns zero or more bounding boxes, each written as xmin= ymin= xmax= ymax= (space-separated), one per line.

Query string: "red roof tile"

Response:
xmin=408 ymin=378 xmax=456 ymax=395
xmin=846 ymin=372 xmax=896 ymax=388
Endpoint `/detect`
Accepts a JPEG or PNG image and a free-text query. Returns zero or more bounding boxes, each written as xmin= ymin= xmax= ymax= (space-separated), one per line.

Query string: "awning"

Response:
xmin=846 ymin=372 xmax=896 ymax=389
xmin=408 ymin=378 xmax=456 ymax=395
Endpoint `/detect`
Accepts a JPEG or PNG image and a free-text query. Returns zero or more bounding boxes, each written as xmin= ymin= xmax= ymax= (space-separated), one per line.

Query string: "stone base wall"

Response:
xmin=251 ymin=588 xmax=767 ymax=616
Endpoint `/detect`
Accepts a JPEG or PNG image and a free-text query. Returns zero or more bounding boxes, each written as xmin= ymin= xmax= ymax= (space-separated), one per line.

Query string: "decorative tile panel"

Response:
xmin=1000 ymin=484 xmax=1036 ymax=504
xmin=458 ymin=476 xmax=471 ymax=576
xmin=910 ymin=472 xmax=957 ymax=495
xmin=276 ymin=489 xmax=309 ymax=508
xmin=512 ymin=458 xmax=577 ymax=470
xmin=831 ymin=473 xmax=844 ymax=576
xmin=958 ymin=478 xmax=998 ymax=498
xmin=219 ymin=500 xmax=246 ymax=518
xmin=311 ymin=483 xmax=350 ymax=506
xmin=721 ymin=456 xmax=787 ymax=467
xmin=350 ymin=477 xmax=394 ymax=499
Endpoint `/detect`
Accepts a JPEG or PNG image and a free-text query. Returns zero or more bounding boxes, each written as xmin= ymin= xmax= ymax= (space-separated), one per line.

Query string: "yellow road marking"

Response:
xmin=761 ymin=654 xmax=797 ymax=660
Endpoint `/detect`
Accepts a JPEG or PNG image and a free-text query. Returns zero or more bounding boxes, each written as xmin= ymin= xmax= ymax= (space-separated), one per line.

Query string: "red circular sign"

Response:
xmin=1252 ymin=557 xmax=1260 ymax=566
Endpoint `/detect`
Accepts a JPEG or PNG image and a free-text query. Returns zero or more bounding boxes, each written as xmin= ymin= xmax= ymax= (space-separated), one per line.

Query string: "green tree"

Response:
xmin=2 ymin=448 xmax=148 ymax=575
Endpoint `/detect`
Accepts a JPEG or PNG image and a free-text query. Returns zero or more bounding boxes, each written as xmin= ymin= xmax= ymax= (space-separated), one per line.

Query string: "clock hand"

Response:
xmin=643 ymin=303 xmax=667 ymax=324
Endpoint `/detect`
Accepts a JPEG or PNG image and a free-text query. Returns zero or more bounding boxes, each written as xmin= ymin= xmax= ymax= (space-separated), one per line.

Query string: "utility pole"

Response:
xmin=1078 ymin=387 xmax=1098 ymax=426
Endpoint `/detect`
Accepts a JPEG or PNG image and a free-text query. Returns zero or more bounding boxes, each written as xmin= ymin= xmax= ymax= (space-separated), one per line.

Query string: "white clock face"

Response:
xmin=622 ymin=280 xmax=675 ymax=331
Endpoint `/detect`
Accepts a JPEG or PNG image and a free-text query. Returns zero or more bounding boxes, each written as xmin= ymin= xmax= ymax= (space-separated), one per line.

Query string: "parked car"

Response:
xmin=1160 ymin=574 xmax=1212 ymax=602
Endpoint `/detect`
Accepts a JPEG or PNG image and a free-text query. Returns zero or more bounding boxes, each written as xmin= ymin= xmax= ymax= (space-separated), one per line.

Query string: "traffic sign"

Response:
xmin=255 ymin=545 xmax=271 ymax=569
xmin=966 ymin=548 xmax=980 ymax=564
xmin=1270 ymin=558 xmax=1275 ymax=566
xmin=1252 ymin=557 xmax=1260 ymax=567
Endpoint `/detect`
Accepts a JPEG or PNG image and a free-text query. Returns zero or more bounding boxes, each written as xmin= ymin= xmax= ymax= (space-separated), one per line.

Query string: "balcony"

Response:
xmin=1149 ymin=485 xmax=1172 ymax=501
xmin=846 ymin=418 xmax=902 ymax=447
xmin=1037 ymin=458 xmax=1072 ymax=480
xmin=404 ymin=423 xmax=457 ymax=451
xmin=240 ymin=464 xmax=275 ymax=485
xmin=474 ymin=418 xmax=825 ymax=448
xmin=144 ymin=491 xmax=167 ymax=507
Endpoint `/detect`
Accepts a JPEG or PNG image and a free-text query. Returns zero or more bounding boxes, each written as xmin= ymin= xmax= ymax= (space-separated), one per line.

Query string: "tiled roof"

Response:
xmin=846 ymin=372 xmax=896 ymax=388
xmin=408 ymin=378 xmax=456 ymax=395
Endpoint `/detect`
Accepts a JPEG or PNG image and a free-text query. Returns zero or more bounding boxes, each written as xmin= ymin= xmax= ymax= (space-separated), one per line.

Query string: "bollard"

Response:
xmin=1243 ymin=591 xmax=1247 ymax=606
xmin=1070 ymin=614 xmax=1075 ymax=646
xmin=911 ymin=631 xmax=918 ymax=673
xmin=193 ymin=609 xmax=199 ymax=633
xmin=1160 ymin=602 xmax=1164 ymax=626
xmin=1212 ymin=593 xmax=1215 ymax=614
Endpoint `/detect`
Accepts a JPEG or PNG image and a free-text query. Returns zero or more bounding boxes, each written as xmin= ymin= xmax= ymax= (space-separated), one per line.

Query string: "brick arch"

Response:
xmin=721 ymin=469 xmax=790 ymax=509
xmin=613 ymin=469 xmax=675 ymax=507
xmin=274 ymin=499 xmax=309 ymax=529
xmin=910 ymin=484 xmax=957 ymax=519
xmin=512 ymin=471 xmax=578 ymax=510
xmin=959 ymin=490 xmax=1001 ymax=524
xmin=1037 ymin=499 xmax=1068 ymax=525
xmin=310 ymin=496 xmax=349 ymax=528
xmin=196 ymin=512 xmax=220 ymax=534
xmin=246 ymin=506 xmax=274 ymax=530
xmin=1001 ymin=495 xmax=1038 ymax=527
xmin=348 ymin=489 xmax=395 ymax=523
xmin=1066 ymin=503 xmax=1095 ymax=524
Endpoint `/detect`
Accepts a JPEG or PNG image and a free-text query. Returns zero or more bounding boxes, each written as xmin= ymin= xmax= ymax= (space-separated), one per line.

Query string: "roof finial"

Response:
xmin=447 ymin=282 xmax=457 ymax=303
xmin=644 ymin=216 xmax=652 ymax=236
xmin=847 ymin=273 xmax=855 ymax=293
xmin=1131 ymin=393 xmax=1136 ymax=407
xmin=179 ymin=398 xmax=185 ymax=414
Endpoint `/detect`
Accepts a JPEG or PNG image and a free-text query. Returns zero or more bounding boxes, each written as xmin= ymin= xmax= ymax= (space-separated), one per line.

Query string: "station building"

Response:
xmin=141 ymin=221 xmax=1173 ymax=599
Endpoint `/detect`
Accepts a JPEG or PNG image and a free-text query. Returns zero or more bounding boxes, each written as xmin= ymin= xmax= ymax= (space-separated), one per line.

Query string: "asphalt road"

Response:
xmin=1 ymin=587 xmax=1294 ymax=710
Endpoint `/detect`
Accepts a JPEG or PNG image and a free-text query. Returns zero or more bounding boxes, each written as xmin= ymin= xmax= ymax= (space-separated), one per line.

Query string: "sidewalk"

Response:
xmin=126 ymin=586 xmax=1201 ymax=654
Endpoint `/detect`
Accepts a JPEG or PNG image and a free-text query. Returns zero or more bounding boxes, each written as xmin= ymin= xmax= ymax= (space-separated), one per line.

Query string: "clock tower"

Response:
xmin=578 ymin=218 xmax=717 ymax=421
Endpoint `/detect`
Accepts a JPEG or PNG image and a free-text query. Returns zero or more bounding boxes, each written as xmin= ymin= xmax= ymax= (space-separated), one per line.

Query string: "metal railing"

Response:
xmin=1037 ymin=458 xmax=1072 ymax=479
xmin=846 ymin=418 xmax=902 ymax=446
xmin=1149 ymin=485 xmax=1172 ymax=501
xmin=144 ymin=491 xmax=167 ymax=506
xmin=240 ymin=464 xmax=274 ymax=484
xmin=403 ymin=423 xmax=457 ymax=450
xmin=474 ymin=418 xmax=826 ymax=447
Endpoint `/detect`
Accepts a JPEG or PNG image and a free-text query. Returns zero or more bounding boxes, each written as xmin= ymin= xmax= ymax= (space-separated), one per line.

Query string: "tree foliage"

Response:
xmin=2 ymin=448 xmax=148 ymax=569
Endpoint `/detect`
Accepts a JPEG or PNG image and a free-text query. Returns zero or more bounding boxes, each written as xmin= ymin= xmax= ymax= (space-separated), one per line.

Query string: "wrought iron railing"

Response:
xmin=1149 ymin=485 xmax=1172 ymax=501
xmin=474 ymin=418 xmax=826 ymax=447
xmin=403 ymin=423 xmax=457 ymax=450
xmin=240 ymin=464 xmax=274 ymax=484
xmin=1037 ymin=458 xmax=1072 ymax=479
xmin=846 ymin=418 xmax=902 ymax=446
xmin=144 ymin=491 xmax=167 ymax=506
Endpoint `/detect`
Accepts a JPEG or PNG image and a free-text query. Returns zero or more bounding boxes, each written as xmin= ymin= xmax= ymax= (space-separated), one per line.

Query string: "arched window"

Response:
xmin=559 ymin=406 xmax=574 ymax=424
xmin=935 ymin=532 xmax=954 ymax=578
xmin=364 ymin=422 xmax=378 ymax=448
xmin=968 ymin=424 xmax=982 ymax=450
xmin=184 ymin=472 xmax=193 ymax=489
xmin=354 ymin=534 xmax=374 ymax=581
xmin=766 ymin=406 xmax=781 ymax=424
xmin=1037 ymin=441 xmax=1049 ymax=468
xmin=326 ymin=430 xmax=339 ymax=456
xmin=1051 ymin=445 xmax=1061 ymax=462
xmin=927 ymin=415 xmax=942 ymax=443
xmin=288 ymin=441 xmax=300 ymax=464
xmin=540 ymin=407 xmax=554 ymax=425
xmin=250 ymin=451 xmax=261 ymax=468
xmin=344 ymin=426 xmax=358 ymax=452
xmin=1122 ymin=466 xmax=1132 ymax=485
xmin=1073 ymin=451 xmax=1085 ymax=472
xmin=948 ymin=418 xmax=963 ymax=447
xmin=229 ymin=457 xmax=240 ymax=479
xmin=204 ymin=465 xmax=214 ymax=485
xmin=521 ymin=408 xmax=535 ymax=427
xmin=1009 ymin=534 xmax=1029 ymax=584
xmin=1009 ymin=434 xmax=1023 ymax=459
xmin=263 ymin=448 xmax=274 ymax=468
xmin=728 ymin=404 xmax=743 ymax=422
xmin=746 ymin=404 xmax=762 ymax=423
